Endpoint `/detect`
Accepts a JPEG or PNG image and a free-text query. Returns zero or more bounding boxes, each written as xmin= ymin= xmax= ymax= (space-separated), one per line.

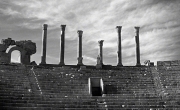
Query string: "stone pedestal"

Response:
xmin=59 ymin=25 xmax=66 ymax=66
xmin=79 ymin=65 xmax=86 ymax=71
xmin=77 ymin=57 xmax=83 ymax=66
xmin=40 ymin=24 xmax=48 ymax=65
xmin=116 ymin=26 xmax=123 ymax=66
xmin=134 ymin=27 xmax=141 ymax=66
xmin=96 ymin=55 xmax=102 ymax=69
xmin=96 ymin=64 xmax=102 ymax=69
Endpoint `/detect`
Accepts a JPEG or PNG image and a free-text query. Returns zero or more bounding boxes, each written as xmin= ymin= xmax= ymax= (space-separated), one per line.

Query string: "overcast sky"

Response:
xmin=0 ymin=0 xmax=180 ymax=66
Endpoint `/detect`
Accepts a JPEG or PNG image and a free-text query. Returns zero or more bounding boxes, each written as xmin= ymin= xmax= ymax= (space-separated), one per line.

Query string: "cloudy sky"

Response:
xmin=0 ymin=0 xmax=180 ymax=66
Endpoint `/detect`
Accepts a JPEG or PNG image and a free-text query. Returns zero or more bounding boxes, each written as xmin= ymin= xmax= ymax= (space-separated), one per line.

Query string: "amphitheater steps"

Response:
xmin=1 ymin=66 xmax=180 ymax=109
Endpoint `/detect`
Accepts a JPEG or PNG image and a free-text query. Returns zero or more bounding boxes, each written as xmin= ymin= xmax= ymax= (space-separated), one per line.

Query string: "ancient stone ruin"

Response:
xmin=38 ymin=24 xmax=142 ymax=68
xmin=0 ymin=24 xmax=142 ymax=67
xmin=0 ymin=24 xmax=180 ymax=109
xmin=0 ymin=38 xmax=36 ymax=65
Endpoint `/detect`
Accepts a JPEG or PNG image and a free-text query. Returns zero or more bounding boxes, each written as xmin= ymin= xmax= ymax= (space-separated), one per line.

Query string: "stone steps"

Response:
xmin=2 ymin=66 xmax=178 ymax=109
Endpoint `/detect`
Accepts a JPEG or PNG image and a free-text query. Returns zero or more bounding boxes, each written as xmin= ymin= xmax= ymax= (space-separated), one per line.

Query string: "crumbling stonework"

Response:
xmin=15 ymin=40 xmax=36 ymax=55
xmin=0 ymin=38 xmax=36 ymax=65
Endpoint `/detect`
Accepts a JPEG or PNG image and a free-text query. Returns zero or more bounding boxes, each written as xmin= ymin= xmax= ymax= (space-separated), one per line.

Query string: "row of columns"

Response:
xmin=40 ymin=24 xmax=141 ymax=66
xmin=115 ymin=26 xmax=141 ymax=66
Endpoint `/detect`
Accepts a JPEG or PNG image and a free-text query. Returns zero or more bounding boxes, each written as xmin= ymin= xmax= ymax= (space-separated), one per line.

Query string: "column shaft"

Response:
xmin=77 ymin=30 xmax=83 ymax=65
xmin=59 ymin=25 xmax=66 ymax=66
xmin=116 ymin=26 xmax=123 ymax=66
xmin=40 ymin=24 xmax=48 ymax=64
xmin=79 ymin=36 xmax=82 ymax=57
xmin=98 ymin=40 xmax=104 ymax=65
xmin=135 ymin=27 xmax=141 ymax=66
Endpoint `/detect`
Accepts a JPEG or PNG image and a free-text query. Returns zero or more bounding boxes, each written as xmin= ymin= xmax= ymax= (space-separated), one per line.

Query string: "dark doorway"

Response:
xmin=92 ymin=87 xmax=101 ymax=96
xmin=88 ymin=78 xmax=104 ymax=96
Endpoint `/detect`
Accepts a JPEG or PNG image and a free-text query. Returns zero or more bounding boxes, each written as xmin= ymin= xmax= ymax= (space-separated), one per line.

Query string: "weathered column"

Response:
xmin=77 ymin=30 xmax=83 ymax=65
xmin=116 ymin=26 xmax=123 ymax=66
xmin=134 ymin=27 xmax=141 ymax=66
xmin=40 ymin=24 xmax=48 ymax=64
xmin=98 ymin=40 xmax=104 ymax=65
xmin=59 ymin=25 xmax=66 ymax=66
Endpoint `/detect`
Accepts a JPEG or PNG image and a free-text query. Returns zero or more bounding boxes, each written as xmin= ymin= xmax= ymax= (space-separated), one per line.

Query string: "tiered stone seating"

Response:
xmin=1 ymin=65 xmax=180 ymax=109
xmin=29 ymin=66 xmax=163 ymax=109
xmin=105 ymin=67 xmax=156 ymax=96
xmin=157 ymin=61 xmax=180 ymax=108
xmin=157 ymin=62 xmax=180 ymax=95
xmin=0 ymin=66 xmax=42 ymax=109
xmin=31 ymin=68 xmax=98 ymax=109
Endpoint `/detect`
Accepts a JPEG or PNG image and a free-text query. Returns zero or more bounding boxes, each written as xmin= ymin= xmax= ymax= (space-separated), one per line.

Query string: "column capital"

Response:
xmin=61 ymin=25 xmax=66 ymax=31
xmin=43 ymin=24 xmax=48 ymax=30
xmin=134 ymin=26 xmax=140 ymax=29
xmin=116 ymin=26 xmax=122 ymax=33
xmin=98 ymin=40 xmax=104 ymax=46
xmin=77 ymin=30 xmax=83 ymax=36
xmin=134 ymin=26 xmax=140 ymax=36
xmin=116 ymin=26 xmax=122 ymax=30
xmin=134 ymin=26 xmax=140 ymax=31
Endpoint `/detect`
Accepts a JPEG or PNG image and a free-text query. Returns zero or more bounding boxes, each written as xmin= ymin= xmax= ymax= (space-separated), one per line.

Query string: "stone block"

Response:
xmin=53 ymin=67 xmax=61 ymax=71
xmin=163 ymin=61 xmax=171 ymax=66
xmin=18 ymin=64 xmax=26 ymax=69
xmin=171 ymin=60 xmax=179 ymax=66
xmin=62 ymin=66 xmax=71 ymax=69
xmin=166 ymin=66 xmax=172 ymax=70
xmin=80 ymin=66 xmax=86 ymax=70
xmin=96 ymin=64 xmax=102 ymax=69
xmin=171 ymin=66 xmax=180 ymax=71
xmin=150 ymin=62 xmax=154 ymax=66
xmin=157 ymin=66 xmax=165 ymax=70
xmin=0 ymin=52 xmax=10 ymax=64
xmin=157 ymin=61 xmax=163 ymax=66
xmin=0 ymin=44 xmax=8 ymax=52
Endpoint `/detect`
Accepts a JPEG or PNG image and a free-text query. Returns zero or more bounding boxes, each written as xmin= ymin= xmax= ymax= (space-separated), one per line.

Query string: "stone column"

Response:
xmin=40 ymin=24 xmax=48 ymax=64
xmin=98 ymin=40 xmax=104 ymax=65
xmin=77 ymin=30 xmax=83 ymax=65
xmin=134 ymin=27 xmax=141 ymax=66
xmin=59 ymin=25 xmax=66 ymax=66
xmin=116 ymin=26 xmax=123 ymax=66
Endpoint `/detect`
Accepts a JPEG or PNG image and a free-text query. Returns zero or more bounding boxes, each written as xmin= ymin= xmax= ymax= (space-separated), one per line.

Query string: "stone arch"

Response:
xmin=7 ymin=46 xmax=30 ymax=65
xmin=11 ymin=50 xmax=21 ymax=63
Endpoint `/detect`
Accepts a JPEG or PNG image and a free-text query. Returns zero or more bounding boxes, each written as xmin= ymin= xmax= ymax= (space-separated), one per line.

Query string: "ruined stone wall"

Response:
xmin=157 ymin=60 xmax=180 ymax=69
xmin=0 ymin=38 xmax=36 ymax=65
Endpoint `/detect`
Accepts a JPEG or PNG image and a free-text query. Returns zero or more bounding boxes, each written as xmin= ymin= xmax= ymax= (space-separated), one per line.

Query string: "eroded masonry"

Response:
xmin=0 ymin=38 xmax=36 ymax=65
xmin=0 ymin=24 xmax=180 ymax=109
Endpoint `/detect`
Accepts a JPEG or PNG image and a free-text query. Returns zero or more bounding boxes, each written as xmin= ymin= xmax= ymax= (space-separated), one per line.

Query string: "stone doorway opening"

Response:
xmin=11 ymin=50 xmax=21 ymax=63
xmin=88 ymin=77 xmax=104 ymax=96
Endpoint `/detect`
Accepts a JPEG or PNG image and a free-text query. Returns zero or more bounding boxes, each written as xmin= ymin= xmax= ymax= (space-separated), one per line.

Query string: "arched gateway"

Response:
xmin=7 ymin=46 xmax=30 ymax=65
xmin=0 ymin=38 xmax=36 ymax=65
